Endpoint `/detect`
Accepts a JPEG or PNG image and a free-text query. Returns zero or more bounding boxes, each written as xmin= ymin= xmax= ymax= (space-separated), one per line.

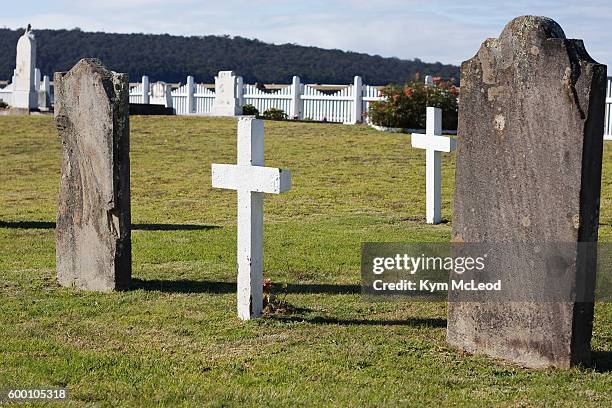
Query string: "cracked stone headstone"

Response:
xmin=447 ymin=16 xmax=607 ymax=368
xmin=54 ymin=58 xmax=131 ymax=292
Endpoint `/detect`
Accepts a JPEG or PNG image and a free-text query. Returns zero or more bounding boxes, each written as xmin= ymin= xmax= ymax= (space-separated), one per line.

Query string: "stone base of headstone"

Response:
xmin=447 ymin=302 xmax=593 ymax=368
xmin=0 ymin=108 xmax=51 ymax=116
xmin=211 ymin=104 xmax=242 ymax=116
xmin=38 ymin=90 xmax=50 ymax=110
xmin=6 ymin=107 xmax=37 ymax=116
xmin=12 ymin=90 xmax=38 ymax=110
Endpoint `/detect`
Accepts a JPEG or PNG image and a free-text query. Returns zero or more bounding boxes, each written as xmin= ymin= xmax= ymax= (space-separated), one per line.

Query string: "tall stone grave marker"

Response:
xmin=12 ymin=25 xmax=38 ymax=110
xmin=447 ymin=16 xmax=607 ymax=368
xmin=212 ymin=71 xmax=242 ymax=116
xmin=54 ymin=59 xmax=132 ymax=292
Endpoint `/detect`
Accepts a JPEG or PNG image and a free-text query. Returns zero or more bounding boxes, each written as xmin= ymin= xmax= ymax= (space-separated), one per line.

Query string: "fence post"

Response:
xmin=42 ymin=75 xmax=50 ymax=108
xmin=142 ymin=75 xmax=150 ymax=104
xmin=290 ymin=76 xmax=302 ymax=120
xmin=187 ymin=75 xmax=195 ymax=114
xmin=164 ymin=84 xmax=173 ymax=108
xmin=34 ymin=68 xmax=41 ymax=92
xmin=352 ymin=76 xmax=363 ymax=124
xmin=237 ymin=76 xmax=244 ymax=111
xmin=42 ymin=75 xmax=50 ymax=93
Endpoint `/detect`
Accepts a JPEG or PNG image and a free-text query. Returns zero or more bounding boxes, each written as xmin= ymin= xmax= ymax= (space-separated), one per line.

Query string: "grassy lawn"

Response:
xmin=0 ymin=115 xmax=611 ymax=407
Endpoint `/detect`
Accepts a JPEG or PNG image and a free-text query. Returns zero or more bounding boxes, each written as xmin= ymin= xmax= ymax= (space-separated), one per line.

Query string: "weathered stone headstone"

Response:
xmin=211 ymin=71 xmax=242 ymax=116
xmin=54 ymin=59 xmax=132 ymax=292
xmin=447 ymin=16 xmax=607 ymax=368
xmin=12 ymin=24 xmax=37 ymax=110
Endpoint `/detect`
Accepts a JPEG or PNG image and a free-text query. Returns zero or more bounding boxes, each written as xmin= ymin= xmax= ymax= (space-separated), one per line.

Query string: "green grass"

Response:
xmin=0 ymin=115 xmax=610 ymax=407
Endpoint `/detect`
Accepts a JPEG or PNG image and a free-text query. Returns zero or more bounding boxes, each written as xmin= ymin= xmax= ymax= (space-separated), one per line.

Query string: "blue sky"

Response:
xmin=1 ymin=1 xmax=611 ymax=69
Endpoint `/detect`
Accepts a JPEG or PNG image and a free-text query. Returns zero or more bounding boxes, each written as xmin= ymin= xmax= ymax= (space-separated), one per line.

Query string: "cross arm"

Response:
xmin=411 ymin=133 xmax=457 ymax=153
xmin=211 ymin=164 xmax=291 ymax=194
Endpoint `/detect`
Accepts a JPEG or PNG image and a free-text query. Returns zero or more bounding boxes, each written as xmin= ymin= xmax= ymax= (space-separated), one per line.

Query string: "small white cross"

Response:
xmin=411 ymin=107 xmax=456 ymax=224
xmin=212 ymin=117 xmax=291 ymax=320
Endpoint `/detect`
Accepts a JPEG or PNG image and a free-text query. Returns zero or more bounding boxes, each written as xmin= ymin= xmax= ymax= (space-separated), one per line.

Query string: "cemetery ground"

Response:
xmin=0 ymin=115 xmax=611 ymax=407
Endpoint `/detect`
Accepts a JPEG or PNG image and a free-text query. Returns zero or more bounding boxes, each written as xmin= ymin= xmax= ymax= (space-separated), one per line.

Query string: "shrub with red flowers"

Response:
xmin=368 ymin=78 xmax=459 ymax=130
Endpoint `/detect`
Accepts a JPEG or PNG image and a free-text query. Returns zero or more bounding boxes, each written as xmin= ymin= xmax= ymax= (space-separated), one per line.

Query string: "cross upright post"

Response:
xmin=411 ymin=107 xmax=456 ymax=224
xmin=212 ymin=118 xmax=291 ymax=320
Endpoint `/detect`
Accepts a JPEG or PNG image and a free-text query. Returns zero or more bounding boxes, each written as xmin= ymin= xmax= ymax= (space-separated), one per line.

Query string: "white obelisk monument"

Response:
xmin=12 ymin=25 xmax=38 ymax=110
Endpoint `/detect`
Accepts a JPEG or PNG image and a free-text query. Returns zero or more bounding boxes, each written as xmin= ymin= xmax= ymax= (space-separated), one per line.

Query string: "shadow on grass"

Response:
xmin=591 ymin=350 xmax=612 ymax=373
xmin=132 ymin=223 xmax=220 ymax=231
xmin=269 ymin=315 xmax=447 ymax=328
xmin=0 ymin=220 xmax=56 ymax=229
xmin=0 ymin=220 xmax=220 ymax=231
xmin=132 ymin=279 xmax=444 ymax=328
xmin=399 ymin=216 xmax=450 ymax=224
xmin=131 ymin=279 xmax=360 ymax=295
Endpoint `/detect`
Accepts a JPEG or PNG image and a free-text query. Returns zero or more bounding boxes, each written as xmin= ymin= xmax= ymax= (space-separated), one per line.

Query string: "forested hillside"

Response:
xmin=0 ymin=28 xmax=459 ymax=85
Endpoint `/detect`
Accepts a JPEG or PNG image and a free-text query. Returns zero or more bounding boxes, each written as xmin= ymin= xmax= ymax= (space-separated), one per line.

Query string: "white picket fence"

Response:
xmin=129 ymin=74 xmax=383 ymax=124
xmin=128 ymin=81 xmax=146 ymax=104
xmin=0 ymin=86 xmax=11 ymax=103
xmin=127 ymin=73 xmax=612 ymax=133
xmin=243 ymin=82 xmax=294 ymax=117
xmin=0 ymin=70 xmax=19 ymax=104
xmin=362 ymin=83 xmax=384 ymax=120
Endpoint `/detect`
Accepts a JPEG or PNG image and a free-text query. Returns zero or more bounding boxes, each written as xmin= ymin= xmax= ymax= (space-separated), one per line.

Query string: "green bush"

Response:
xmin=242 ymin=104 xmax=259 ymax=116
xmin=261 ymin=108 xmax=287 ymax=121
xmin=0 ymin=101 xmax=8 ymax=109
xmin=367 ymin=78 xmax=458 ymax=130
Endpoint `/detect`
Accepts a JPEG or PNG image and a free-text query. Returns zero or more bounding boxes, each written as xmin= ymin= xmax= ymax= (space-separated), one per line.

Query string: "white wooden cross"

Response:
xmin=411 ymin=107 xmax=456 ymax=224
xmin=211 ymin=117 xmax=291 ymax=320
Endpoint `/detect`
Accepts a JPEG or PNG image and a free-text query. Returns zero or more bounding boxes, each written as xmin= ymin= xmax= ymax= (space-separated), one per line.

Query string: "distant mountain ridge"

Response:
xmin=0 ymin=28 xmax=459 ymax=85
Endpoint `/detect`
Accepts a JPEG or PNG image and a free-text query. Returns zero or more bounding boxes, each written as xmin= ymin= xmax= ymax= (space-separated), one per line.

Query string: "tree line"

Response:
xmin=0 ymin=28 xmax=459 ymax=85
